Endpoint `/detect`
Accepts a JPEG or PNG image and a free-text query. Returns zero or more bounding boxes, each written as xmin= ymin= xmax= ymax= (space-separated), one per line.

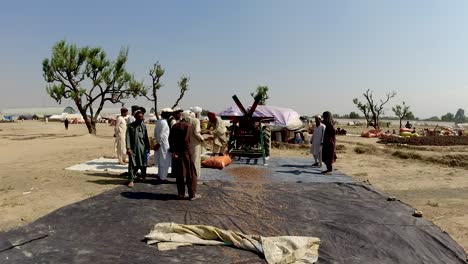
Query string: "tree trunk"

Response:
xmin=75 ymin=102 xmax=96 ymax=134
xmin=399 ymin=118 xmax=402 ymax=129
xmin=373 ymin=115 xmax=378 ymax=129
xmin=365 ymin=115 xmax=370 ymax=128
xmin=84 ymin=117 xmax=97 ymax=134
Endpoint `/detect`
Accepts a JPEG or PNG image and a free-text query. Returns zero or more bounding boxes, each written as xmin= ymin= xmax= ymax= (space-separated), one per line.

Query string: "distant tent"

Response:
xmin=49 ymin=115 xmax=65 ymax=121
xmin=18 ymin=115 xmax=34 ymax=120
xmin=63 ymin=107 xmax=76 ymax=114
xmin=33 ymin=114 xmax=45 ymax=120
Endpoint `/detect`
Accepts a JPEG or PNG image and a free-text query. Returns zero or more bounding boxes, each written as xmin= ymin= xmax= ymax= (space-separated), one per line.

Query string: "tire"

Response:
xmin=262 ymin=125 xmax=271 ymax=157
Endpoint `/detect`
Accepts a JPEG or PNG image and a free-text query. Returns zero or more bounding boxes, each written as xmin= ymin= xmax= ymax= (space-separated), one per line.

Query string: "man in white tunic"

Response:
xmin=154 ymin=108 xmax=172 ymax=182
xmin=310 ymin=115 xmax=325 ymax=167
xmin=115 ymin=107 xmax=128 ymax=165
xmin=127 ymin=105 xmax=139 ymax=124
xmin=183 ymin=110 xmax=204 ymax=179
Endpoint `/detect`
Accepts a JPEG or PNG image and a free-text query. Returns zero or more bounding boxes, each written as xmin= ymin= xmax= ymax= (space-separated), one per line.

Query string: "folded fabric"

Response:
xmin=145 ymin=222 xmax=320 ymax=264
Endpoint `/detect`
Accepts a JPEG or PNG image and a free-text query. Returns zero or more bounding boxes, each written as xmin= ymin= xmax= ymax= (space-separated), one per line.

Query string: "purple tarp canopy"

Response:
xmin=218 ymin=105 xmax=304 ymax=131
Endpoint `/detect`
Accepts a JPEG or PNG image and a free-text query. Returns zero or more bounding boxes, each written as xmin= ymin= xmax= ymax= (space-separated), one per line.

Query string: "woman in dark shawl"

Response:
xmin=322 ymin=111 xmax=337 ymax=174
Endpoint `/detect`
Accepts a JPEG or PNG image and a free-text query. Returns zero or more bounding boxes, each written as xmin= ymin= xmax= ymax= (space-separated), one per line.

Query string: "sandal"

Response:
xmin=189 ymin=194 xmax=202 ymax=201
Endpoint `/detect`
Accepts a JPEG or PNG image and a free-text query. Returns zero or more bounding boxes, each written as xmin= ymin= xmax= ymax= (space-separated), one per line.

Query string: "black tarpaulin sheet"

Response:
xmin=0 ymin=158 xmax=466 ymax=264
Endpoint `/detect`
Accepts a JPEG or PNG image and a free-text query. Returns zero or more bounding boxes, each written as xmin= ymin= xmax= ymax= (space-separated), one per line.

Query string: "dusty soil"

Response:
xmin=0 ymin=121 xmax=467 ymax=253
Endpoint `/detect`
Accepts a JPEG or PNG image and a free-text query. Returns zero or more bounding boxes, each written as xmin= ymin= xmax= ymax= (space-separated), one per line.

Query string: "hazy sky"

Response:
xmin=1 ymin=0 xmax=467 ymax=118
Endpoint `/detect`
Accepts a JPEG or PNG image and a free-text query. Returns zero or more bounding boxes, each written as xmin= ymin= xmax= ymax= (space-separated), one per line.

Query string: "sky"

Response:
xmin=1 ymin=0 xmax=468 ymax=118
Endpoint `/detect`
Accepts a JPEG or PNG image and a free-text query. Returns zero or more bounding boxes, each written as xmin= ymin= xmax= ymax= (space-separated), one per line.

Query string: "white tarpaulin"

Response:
xmin=145 ymin=222 xmax=320 ymax=264
xmin=219 ymin=105 xmax=304 ymax=131
xmin=66 ymin=157 xmax=168 ymax=174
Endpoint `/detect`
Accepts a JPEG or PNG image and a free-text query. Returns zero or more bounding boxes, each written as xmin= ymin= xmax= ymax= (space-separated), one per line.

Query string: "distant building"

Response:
xmin=0 ymin=107 xmax=76 ymax=118
xmin=0 ymin=106 xmax=155 ymax=121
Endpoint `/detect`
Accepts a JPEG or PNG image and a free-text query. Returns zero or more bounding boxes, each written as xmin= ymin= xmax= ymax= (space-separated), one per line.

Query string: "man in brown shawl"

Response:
xmin=322 ymin=111 xmax=337 ymax=175
xmin=169 ymin=109 xmax=200 ymax=200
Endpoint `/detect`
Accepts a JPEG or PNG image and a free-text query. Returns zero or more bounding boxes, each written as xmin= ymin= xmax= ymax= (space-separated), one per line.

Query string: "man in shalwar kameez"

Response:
xmin=207 ymin=112 xmax=227 ymax=156
xmin=183 ymin=110 xmax=204 ymax=180
xmin=127 ymin=105 xmax=139 ymax=124
xmin=169 ymin=109 xmax=200 ymax=200
xmin=310 ymin=115 xmax=325 ymax=167
xmin=154 ymin=108 xmax=172 ymax=183
xmin=126 ymin=110 xmax=150 ymax=188
xmin=115 ymin=107 xmax=128 ymax=165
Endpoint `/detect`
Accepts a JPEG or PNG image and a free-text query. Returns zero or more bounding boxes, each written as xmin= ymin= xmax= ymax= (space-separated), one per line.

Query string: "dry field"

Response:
xmin=0 ymin=121 xmax=467 ymax=252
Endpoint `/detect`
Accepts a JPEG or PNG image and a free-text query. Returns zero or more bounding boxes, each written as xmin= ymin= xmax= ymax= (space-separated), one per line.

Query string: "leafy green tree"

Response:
xmin=353 ymin=89 xmax=396 ymax=129
xmin=349 ymin=111 xmax=360 ymax=119
xmin=441 ymin=112 xmax=454 ymax=122
xmin=406 ymin=112 xmax=416 ymax=120
xmin=43 ymin=40 xmax=144 ymax=134
xmin=392 ymin=101 xmax=412 ymax=128
xmin=425 ymin=116 xmax=440 ymax=121
xmin=454 ymin=108 xmax=467 ymax=124
xmin=250 ymin=85 xmax=269 ymax=105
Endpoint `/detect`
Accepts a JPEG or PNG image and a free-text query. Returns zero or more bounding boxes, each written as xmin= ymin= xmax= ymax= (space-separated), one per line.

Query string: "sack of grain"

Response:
xmin=201 ymin=155 xmax=232 ymax=169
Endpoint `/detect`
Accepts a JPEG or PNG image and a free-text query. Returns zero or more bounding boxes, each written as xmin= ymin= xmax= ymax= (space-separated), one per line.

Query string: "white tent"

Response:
xmin=218 ymin=105 xmax=304 ymax=132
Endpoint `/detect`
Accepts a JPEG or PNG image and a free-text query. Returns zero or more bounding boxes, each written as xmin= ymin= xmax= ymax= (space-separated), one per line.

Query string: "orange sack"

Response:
xmin=201 ymin=155 xmax=232 ymax=169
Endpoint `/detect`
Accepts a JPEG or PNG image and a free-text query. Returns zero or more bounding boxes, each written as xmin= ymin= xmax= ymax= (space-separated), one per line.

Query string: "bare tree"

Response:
xmin=142 ymin=61 xmax=190 ymax=119
xmin=353 ymin=89 xmax=396 ymax=129
xmin=142 ymin=62 xmax=165 ymax=119
xmin=352 ymin=98 xmax=371 ymax=127
xmin=392 ymin=101 xmax=412 ymax=128
xmin=172 ymin=76 xmax=189 ymax=109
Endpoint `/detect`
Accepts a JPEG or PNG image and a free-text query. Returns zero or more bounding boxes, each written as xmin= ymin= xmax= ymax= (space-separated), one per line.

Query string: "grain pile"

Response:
xmin=226 ymin=166 xmax=269 ymax=199
xmin=222 ymin=166 xmax=280 ymax=227
xmin=227 ymin=166 xmax=269 ymax=184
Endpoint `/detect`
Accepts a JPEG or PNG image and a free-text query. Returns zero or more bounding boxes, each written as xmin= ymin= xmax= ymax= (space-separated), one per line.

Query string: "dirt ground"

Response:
xmin=0 ymin=121 xmax=467 ymax=253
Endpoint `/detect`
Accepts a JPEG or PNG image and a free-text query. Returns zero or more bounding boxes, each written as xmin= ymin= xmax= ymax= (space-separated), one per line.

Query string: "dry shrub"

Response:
xmin=378 ymin=136 xmax=468 ymax=146
xmin=354 ymin=146 xmax=376 ymax=154
xmin=391 ymin=150 xmax=422 ymax=160
xmin=427 ymin=154 xmax=468 ymax=168
xmin=336 ymin=144 xmax=346 ymax=153
xmin=391 ymin=150 xmax=468 ymax=168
